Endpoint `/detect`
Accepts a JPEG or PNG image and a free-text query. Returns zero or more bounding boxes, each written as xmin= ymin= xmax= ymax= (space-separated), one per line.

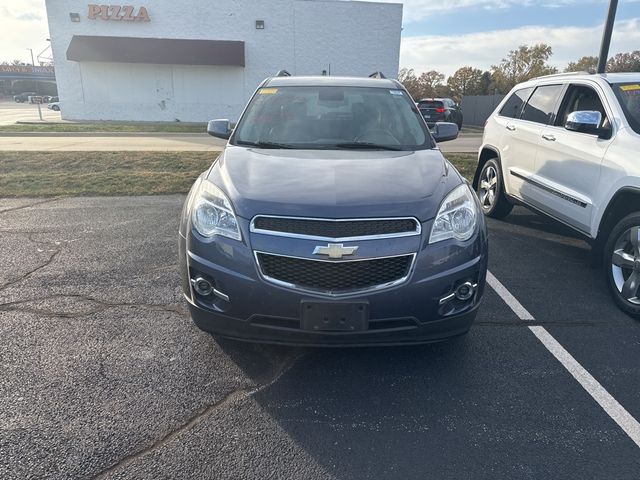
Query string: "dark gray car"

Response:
xmin=179 ymin=75 xmax=487 ymax=346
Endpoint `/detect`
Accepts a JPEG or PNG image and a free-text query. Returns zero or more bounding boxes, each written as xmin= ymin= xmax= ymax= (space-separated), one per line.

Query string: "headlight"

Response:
xmin=191 ymin=181 xmax=241 ymax=241
xmin=429 ymin=184 xmax=477 ymax=244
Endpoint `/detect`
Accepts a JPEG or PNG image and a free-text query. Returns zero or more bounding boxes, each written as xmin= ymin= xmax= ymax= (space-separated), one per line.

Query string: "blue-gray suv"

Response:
xmin=179 ymin=74 xmax=488 ymax=346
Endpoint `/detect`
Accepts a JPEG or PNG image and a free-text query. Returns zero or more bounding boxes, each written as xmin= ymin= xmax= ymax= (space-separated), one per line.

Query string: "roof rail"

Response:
xmin=533 ymin=71 xmax=592 ymax=80
xmin=275 ymin=70 xmax=291 ymax=77
xmin=369 ymin=71 xmax=386 ymax=79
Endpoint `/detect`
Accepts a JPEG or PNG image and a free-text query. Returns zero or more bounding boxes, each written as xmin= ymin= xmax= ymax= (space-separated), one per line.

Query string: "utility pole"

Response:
xmin=27 ymin=48 xmax=35 ymax=66
xmin=597 ymin=0 xmax=619 ymax=74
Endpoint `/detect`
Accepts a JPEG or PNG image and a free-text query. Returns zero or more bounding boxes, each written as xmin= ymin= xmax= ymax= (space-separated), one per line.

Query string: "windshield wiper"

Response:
xmin=235 ymin=140 xmax=295 ymax=149
xmin=332 ymin=142 xmax=403 ymax=151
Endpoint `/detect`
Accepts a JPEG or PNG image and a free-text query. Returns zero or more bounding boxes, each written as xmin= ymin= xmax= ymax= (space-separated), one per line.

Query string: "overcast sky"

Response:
xmin=1 ymin=0 xmax=639 ymax=77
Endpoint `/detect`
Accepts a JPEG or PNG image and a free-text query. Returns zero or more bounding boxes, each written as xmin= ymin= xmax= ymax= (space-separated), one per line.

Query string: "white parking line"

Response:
xmin=486 ymin=270 xmax=640 ymax=449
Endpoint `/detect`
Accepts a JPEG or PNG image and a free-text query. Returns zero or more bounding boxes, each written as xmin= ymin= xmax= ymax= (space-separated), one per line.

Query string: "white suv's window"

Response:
xmin=520 ymin=84 xmax=564 ymax=125
xmin=554 ymin=84 xmax=610 ymax=130
xmin=499 ymin=87 xmax=533 ymax=118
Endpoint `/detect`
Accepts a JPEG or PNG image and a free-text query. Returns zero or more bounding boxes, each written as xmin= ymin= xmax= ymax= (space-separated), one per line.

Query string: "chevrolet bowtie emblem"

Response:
xmin=313 ymin=243 xmax=359 ymax=259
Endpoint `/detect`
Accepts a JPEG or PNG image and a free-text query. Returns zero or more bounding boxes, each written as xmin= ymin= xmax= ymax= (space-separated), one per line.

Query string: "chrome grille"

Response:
xmin=256 ymin=253 xmax=414 ymax=295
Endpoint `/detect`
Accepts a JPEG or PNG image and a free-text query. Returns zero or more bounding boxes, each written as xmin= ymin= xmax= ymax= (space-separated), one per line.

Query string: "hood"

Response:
xmin=207 ymin=146 xmax=462 ymax=222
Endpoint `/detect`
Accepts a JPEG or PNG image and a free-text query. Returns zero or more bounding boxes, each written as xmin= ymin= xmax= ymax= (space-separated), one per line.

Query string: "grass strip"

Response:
xmin=0 ymin=151 xmax=476 ymax=197
xmin=0 ymin=151 xmax=217 ymax=197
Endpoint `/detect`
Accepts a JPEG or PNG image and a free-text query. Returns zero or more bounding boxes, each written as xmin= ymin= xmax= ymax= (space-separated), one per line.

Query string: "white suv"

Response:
xmin=474 ymin=72 xmax=640 ymax=318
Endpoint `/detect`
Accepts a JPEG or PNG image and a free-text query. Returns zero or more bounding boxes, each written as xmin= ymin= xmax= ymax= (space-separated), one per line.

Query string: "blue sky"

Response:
xmin=381 ymin=0 xmax=640 ymax=75
xmin=399 ymin=1 xmax=640 ymax=37
xmin=2 ymin=0 xmax=640 ymax=77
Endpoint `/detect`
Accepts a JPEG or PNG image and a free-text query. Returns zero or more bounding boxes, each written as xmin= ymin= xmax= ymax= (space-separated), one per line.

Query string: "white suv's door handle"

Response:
xmin=542 ymin=134 xmax=556 ymax=142
xmin=506 ymin=125 xmax=516 ymax=131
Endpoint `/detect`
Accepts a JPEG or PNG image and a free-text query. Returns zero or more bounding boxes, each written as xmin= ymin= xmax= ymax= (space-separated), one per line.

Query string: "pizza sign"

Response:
xmin=88 ymin=5 xmax=150 ymax=22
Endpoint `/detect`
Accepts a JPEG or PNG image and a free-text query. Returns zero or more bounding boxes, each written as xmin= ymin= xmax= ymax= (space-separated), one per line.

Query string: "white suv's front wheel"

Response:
xmin=476 ymin=158 xmax=513 ymax=219
xmin=605 ymin=213 xmax=640 ymax=319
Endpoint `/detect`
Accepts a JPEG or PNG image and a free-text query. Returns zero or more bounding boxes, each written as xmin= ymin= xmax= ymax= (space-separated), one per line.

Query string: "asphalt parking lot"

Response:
xmin=1 ymin=196 xmax=639 ymax=479
xmin=0 ymin=100 xmax=60 ymax=125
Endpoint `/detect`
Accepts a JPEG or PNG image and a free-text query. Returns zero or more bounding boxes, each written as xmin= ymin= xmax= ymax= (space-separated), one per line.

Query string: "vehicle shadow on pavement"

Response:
xmin=495 ymin=207 xmax=584 ymax=240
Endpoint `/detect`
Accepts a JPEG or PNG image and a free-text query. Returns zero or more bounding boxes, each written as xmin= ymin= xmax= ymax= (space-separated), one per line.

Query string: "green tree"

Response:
xmin=607 ymin=51 xmax=640 ymax=72
xmin=447 ymin=66 xmax=486 ymax=101
xmin=398 ymin=68 xmax=446 ymax=100
xmin=417 ymin=70 xmax=445 ymax=99
xmin=565 ymin=55 xmax=598 ymax=73
xmin=491 ymin=44 xmax=557 ymax=93
xmin=398 ymin=68 xmax=421 ymax=99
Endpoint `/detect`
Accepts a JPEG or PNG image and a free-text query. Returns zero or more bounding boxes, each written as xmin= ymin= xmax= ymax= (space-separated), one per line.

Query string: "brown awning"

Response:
xmin=66 ymin=35 xmax=245 ymax=67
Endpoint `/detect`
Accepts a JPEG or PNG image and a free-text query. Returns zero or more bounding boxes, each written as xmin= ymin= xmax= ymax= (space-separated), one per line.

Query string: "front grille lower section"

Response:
xmin=251 ymin=216 xmax=419 ymax=240
xmin=256 ymin=253 xmax=414 ymax=295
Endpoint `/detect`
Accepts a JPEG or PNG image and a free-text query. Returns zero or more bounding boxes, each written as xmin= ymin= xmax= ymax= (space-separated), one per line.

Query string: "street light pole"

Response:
xmin=597 ymin=0 xmax=619 ymax=74
xmin=27 ymin=48 xmax=35 ymax=66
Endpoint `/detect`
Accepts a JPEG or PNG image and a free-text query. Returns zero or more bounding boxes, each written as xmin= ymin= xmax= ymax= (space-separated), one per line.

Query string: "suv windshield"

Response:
xmin=231 ymin=85 xmax=434 ymax=150
xmin=612 ymin=82 xmax=640 ymax=135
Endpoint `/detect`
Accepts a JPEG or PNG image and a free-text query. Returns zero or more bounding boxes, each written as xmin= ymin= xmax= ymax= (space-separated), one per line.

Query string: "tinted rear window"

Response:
xmin=418 ymin=100 xmax=443 ymax=109
xmin=499 ymin=88 xmax=533 ymax=118
xmin=521 ymin=85 xmax=564 ymax=124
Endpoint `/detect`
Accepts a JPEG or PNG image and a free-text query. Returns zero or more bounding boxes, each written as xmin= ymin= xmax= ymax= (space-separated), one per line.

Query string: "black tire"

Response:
xmin=52 ymin=105 xmax=60 ymax=111
xmin=603 ymin=212 xmax=640 ymax=319
xmin=476 ymin=158 xmax=513 ymax=219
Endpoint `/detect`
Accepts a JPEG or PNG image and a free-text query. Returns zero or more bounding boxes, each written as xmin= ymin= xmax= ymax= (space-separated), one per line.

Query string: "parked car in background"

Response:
xmin=417 ymin=98 xmax=463 ymax=129
xmin=180 ymin=73 xmax=486 ymax=346
xmin=474 ymin=72 xmax=640 ymax=318
xmin=13 ymin=92 xmax=37 ymax=103
xmin=47 ymin=102 xmax=61 ymax=111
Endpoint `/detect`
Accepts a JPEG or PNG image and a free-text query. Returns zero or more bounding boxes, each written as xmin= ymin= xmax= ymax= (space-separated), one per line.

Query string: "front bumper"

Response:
xmin=179 ymin=214 xmax=488 ymax=346
xmin=187 ymin=299 xmax=479 ymax=347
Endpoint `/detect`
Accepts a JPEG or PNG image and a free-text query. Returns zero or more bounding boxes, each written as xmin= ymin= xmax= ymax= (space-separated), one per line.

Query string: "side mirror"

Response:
xmin=565 ymin=111 xmax=604 ymax=136
xmin=431 ymin=122 xmax=459 ymax=143
xmin=207 ymin=119 xmax=232 ymax=140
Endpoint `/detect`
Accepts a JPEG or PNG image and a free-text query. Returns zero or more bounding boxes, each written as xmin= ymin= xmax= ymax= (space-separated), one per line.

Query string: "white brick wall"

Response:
xmin=44 ymin=0 xmax=403 ymax=122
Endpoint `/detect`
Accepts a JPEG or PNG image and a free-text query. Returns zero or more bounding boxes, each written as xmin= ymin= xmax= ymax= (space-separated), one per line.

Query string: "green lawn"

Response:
xmin=0 ymin=151 xmax=217 ymax=197
xmin=445 ymin=153 xmax=477 ymax=182
xmin=0 ymin=151 xmax=476 ymax=197
xmin=0 ymin=122 xmax=207 ymax=133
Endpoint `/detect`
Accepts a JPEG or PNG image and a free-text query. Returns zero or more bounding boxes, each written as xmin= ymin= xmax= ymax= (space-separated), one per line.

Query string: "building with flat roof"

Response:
xmin=44 ymin=0 xmax=403 ymax=122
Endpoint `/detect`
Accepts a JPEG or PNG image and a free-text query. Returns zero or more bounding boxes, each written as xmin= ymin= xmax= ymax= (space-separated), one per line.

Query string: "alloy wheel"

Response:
xmin=479 ymin=165 xmax=498 ymax=211
xmin=611 ymin=225 xmax=640 ymax=305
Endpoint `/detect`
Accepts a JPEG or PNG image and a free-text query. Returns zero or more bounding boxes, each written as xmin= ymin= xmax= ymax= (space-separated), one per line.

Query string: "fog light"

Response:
xmin=191 ymin=276 xmax=213 ymax=296
xmin=455 ymin=282 xmax=476 ymax=301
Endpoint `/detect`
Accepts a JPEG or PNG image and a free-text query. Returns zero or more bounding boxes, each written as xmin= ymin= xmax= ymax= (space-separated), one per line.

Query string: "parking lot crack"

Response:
xmin=0 ymin=294 xmax=189 ymax=319
xmin=91 ymin=349 xmax=303 ymax=479
xmin=0 ymin=197 xmax=64 ymax=215
xmin=0 ymin=248 xmax=60 ymax=294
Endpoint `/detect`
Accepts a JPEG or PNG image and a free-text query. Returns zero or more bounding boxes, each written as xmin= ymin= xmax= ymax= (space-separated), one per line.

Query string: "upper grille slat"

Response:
xmin=251 ymin=216 xmax=420 ymax=240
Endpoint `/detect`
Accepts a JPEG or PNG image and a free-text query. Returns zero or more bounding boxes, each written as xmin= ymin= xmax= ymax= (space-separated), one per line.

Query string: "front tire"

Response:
xmin=52 ymin=105 xmax=60 ymax=111
xmin=604 ymin=213 xmax=640 ymax=319
xmin=476 ymin=158 xmax=513 ymax=219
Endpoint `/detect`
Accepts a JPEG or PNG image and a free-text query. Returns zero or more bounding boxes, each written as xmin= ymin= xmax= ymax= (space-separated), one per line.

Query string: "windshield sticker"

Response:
xmin=390 ymin=90 xmax=404 ymax=96
xmin=620 ymin=84 xmax=640 ymax=92
xmin=259 ymin=88 xmax=278 ymax=95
